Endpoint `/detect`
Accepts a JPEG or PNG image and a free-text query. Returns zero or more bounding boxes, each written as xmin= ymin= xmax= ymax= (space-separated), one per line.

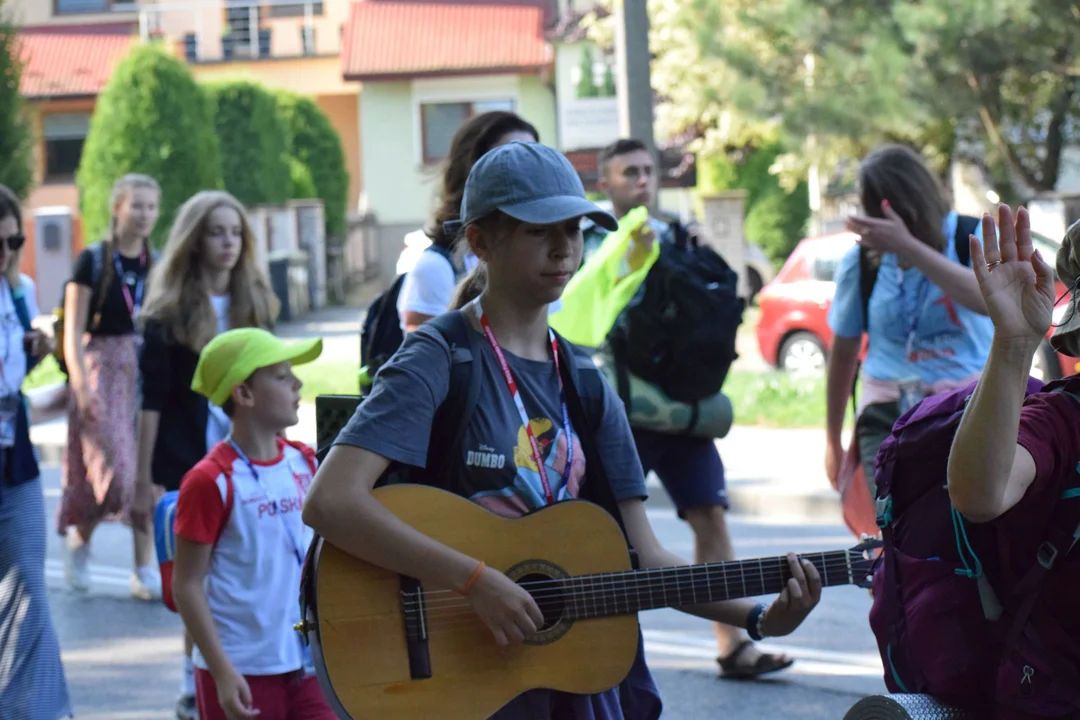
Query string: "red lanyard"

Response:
xmin=115 ymin=250 xmax=147 ymax=318
xmin=476 ymin=304 xmax=572 ymax=506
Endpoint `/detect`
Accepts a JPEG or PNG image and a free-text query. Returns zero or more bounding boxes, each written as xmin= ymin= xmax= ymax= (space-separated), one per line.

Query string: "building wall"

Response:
xmin=316 ymin=93 xmax=362 ymax=214
xmin=359 ymin=72 xmax=558 ymax=283
xmin=7 ymin=0 xmax=141 ymax=27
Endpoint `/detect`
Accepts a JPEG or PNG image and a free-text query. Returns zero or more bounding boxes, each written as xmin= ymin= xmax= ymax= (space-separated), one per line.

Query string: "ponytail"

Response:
xmin=451 ymin=263 xmax=486 ymax=310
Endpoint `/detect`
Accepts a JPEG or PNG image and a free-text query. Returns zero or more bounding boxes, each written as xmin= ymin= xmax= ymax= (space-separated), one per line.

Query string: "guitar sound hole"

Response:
xmin=518 ymin=573 xmax=566 ymax=631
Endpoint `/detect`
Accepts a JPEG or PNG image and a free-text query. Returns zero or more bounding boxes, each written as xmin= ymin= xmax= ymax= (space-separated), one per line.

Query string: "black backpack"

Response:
xmin=607 ymin=223 xmax=745 ymax=404
xmin=359 ymin=244 xmax=454 ymax=375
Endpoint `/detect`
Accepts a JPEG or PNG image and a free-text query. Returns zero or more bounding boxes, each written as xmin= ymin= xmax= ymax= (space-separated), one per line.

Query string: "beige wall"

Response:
xmin=156 ymin=0 xmax=348 ymax=62
xmin=7 ymin=0 xmax=142 ymax=27
xmin=189 ymin=55 xmax=354 ymax=95
xmin=316 ymin=93 xmax=361 ymax=214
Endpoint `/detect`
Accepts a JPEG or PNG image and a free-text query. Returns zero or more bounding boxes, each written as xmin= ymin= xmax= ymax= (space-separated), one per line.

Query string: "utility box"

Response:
xmin=701 ymin=191 xmax=749 ymax=300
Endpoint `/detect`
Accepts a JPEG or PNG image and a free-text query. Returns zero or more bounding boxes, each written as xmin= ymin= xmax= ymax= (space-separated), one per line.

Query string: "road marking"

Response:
xmin=44 ymin=559 xmax=131 ymax=589
xmin=642 ymin=629 xmax=883 ymax=678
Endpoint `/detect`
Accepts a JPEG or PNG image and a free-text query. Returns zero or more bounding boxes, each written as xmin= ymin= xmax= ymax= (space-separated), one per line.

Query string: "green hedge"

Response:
xmin=78 ymin=43 xmax=222 ymax=247
xmin=275 ymin=91 xmax=349 ymax=236
xmin=207 ymin=81 xmax=290 ymax=206
xmin=0 ymin=5 xmax=34 ymax=200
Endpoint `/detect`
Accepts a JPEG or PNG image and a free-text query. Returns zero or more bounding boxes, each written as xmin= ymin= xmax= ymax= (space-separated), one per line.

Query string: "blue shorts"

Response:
xmin=632 ymin=428 xmax=729 ymax=515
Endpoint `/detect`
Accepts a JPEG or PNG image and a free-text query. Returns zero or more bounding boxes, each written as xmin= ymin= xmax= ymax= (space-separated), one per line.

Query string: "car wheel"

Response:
xmin=1029 ymin=339 xmax=1063 ymax=382
xmin=747 ymin=268 xmax=763 ymax=305
xmin=779 ymin=331 xmax=827 ymax=374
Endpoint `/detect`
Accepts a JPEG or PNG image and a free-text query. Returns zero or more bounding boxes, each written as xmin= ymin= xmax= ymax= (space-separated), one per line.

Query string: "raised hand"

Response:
xmin=970 ymin=205 xmax=1056 ymax=346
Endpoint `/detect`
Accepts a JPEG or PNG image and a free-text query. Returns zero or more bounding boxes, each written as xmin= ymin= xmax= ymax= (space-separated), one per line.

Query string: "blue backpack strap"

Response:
xmin=9 ymin=281 xmax=38 ymax=373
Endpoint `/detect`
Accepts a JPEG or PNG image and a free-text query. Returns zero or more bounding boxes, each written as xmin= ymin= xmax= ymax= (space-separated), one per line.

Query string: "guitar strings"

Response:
xmin=398 ymin=560 xmax=860 ymax=634
xmin=349 ymin=559 xmax=866 ymax=632
xmin=400 ymin=560 xmax=864 ymax=616
xmin=398 ymin=555 xmax=864 ymax=613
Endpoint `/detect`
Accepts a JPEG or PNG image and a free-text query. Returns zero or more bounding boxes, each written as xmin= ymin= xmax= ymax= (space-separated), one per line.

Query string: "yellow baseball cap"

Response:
xmin=192 ymin=328 xmax=323 ymax=407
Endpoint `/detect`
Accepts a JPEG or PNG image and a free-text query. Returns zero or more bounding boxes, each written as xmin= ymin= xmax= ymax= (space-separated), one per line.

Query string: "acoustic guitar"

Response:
xmin=300 ymin=484 xmax=879 ymax=720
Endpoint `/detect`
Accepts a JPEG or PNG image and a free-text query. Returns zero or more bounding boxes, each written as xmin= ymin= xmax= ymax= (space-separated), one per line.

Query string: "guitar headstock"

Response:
xmin=847 ymin=535 xmax=883 ymax=590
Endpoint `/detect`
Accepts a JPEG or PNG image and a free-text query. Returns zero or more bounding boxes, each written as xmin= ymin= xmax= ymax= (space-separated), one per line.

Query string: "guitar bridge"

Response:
xmin=399 ymin=576 xmax=432 ymax=680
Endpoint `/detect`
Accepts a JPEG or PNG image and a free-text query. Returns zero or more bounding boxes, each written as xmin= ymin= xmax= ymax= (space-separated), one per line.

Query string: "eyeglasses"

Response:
xmin=0 ymin=234 xmax=25 ymax=252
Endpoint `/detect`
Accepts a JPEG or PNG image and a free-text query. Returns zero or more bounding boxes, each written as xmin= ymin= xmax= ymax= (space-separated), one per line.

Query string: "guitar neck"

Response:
xmin=566 ymin=550 xmax=856 ymax=621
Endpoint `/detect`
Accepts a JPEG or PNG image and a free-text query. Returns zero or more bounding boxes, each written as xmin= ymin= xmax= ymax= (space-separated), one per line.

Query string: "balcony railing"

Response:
xmin=139 ymin=0 xmax=338 ymax=64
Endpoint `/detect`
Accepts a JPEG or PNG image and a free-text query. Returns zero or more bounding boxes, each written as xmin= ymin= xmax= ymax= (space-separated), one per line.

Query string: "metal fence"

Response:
xmin=326 ymin=212 xmax=381 ymax=303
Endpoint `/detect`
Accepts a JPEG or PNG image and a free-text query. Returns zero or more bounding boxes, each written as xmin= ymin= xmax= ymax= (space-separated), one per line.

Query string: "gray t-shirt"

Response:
xmin=335 ymin=318 xmax=648 ymax=518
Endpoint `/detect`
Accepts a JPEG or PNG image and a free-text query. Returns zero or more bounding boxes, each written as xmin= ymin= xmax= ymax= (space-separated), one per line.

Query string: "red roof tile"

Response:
xmin=19 ymin=24 xmax=136 ymax=99
xmin=342 ymin=2 xmax=552 ymax=81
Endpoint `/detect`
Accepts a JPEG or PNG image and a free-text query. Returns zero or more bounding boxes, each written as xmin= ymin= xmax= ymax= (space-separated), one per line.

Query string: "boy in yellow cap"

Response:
xmin=169 ymin=328 xmax=336 ymax=720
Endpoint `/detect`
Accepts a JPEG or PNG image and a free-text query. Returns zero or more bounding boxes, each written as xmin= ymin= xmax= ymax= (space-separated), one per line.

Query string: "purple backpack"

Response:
xmin=868 ymin=377 xmax=1080 ymax=717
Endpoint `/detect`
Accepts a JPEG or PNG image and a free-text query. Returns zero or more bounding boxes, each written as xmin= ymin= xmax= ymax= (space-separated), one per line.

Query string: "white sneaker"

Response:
xmin=64 ymin=531 xmax=90 ymax=593
xmin=131 ymin=566 xmax=162 ymax=602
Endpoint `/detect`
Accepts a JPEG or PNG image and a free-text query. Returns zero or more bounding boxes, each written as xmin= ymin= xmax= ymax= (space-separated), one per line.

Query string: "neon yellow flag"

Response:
xmin=549 ymin=206 xmax=658 ymax=347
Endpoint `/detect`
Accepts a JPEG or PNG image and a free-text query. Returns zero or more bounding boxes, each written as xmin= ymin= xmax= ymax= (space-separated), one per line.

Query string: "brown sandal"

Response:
xmin=717 ymin=640 xmax=795 ymax=680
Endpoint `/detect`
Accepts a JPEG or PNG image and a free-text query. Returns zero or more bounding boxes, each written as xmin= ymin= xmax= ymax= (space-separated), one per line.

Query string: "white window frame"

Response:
xmin=411 ymin=75 xmax=520 ymax=167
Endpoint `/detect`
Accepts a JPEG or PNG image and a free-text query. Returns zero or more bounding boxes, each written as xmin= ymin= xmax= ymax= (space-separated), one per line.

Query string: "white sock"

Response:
xmin=181 ymin=655 xmax=195 ymax=696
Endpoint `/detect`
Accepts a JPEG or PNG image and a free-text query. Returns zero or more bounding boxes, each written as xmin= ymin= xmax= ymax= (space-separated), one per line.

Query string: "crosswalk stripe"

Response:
xmin=44 ymin=559 xmax=131 ymax=589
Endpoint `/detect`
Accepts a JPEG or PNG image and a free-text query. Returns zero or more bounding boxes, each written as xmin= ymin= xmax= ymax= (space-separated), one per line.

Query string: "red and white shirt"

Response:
xmin=174 ymin=437 xmax=316 ymax=676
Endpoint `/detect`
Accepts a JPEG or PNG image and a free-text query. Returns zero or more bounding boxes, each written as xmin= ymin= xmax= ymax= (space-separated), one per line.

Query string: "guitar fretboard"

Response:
xmin=562 ymin=551 xmax=853 ymax=621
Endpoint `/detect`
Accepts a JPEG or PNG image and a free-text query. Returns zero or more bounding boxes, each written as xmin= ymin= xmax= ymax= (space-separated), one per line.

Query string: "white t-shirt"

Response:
xmin=396 ymin=247 xmax=479 ymax=331
xmin=0 ymin=275 xmax=39 ymax=394
xmin=206 ymin=295 xmax=232 ymax=448
xmin=396 ymin=235 xmax=561 ymax=331
xmin=174 ymin=438 xmax=317 ymax=675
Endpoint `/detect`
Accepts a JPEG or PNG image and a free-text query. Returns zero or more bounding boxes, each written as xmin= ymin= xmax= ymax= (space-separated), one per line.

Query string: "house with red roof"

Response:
xmin=9 ymin=0 xmax=652 ymax=288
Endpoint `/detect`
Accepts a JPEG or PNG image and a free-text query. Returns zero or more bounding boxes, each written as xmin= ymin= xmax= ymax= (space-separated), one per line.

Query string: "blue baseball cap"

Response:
xmin=443 ymin=142 xmax=618 ymax=236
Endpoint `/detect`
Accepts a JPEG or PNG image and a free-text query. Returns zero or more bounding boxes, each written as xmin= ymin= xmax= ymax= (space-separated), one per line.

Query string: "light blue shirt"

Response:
xmin=827 ymin=211 xmax=994 ymax=384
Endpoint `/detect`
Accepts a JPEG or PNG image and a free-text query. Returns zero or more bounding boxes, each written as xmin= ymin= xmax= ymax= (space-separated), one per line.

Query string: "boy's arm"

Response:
xmin=173 ymin=538 xmax=259 ymax=719
xmin=172 ymin=539 xmax=232 ymax=679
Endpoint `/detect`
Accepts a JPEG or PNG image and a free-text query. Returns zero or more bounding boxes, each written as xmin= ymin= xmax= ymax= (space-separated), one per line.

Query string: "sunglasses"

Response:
xmin=0 ymin=234 xmax=25 ymax=252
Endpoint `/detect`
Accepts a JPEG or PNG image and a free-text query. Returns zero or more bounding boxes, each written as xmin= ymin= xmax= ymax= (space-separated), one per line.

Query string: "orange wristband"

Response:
xmin=459 ymin=561 xmax=486 ymax=596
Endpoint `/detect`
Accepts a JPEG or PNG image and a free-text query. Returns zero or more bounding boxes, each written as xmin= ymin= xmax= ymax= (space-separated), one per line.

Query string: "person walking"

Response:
xmin=579 ymin=138 xmax=792 ymax=679
xmin=132 ymin=190 xmax=279 ymax=720
xmin=173 ymin=328 xmax=333 ymax=720
xmin=0 ymin=183 xmax=72 ymax=719
xmin=59 ymin=173 xmax=162 ymax=600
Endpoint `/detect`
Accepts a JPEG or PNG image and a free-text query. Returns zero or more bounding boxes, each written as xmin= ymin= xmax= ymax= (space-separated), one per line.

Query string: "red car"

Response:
xmin=756 ymin=231 xmax=1076 ymax=381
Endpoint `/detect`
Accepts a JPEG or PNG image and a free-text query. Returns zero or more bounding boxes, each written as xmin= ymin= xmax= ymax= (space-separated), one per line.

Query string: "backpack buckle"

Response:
xmin=1037 ymin=541 xmax=1059 ymax=570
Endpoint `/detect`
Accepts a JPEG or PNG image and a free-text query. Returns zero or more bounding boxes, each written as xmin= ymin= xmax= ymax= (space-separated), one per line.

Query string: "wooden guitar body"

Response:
xmin=310 ymin=484 xmax=639 ymax=720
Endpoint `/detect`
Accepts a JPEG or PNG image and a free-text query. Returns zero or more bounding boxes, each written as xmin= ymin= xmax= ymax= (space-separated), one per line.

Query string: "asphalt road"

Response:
xmin=36 ymin=465 xmax=886 ymax=719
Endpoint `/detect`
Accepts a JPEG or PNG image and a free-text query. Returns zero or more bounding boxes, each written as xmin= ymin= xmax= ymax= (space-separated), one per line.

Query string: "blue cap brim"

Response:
xmin=500 ymin=196 xmax=619 ymax=231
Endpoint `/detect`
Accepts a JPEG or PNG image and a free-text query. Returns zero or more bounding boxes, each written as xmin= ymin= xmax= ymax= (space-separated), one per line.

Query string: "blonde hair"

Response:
xmin=0 ymin=184 xmax=24 ymax=289
xmin=140 ymin=190 xmax=279 ymax=352
xmin=97 ymin=174 xmax=161 ymax=305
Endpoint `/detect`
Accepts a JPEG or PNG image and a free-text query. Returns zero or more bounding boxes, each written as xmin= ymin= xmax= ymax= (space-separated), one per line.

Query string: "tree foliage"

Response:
xmin=207 ymin=81 xmax=290 ymax=207
xmin=591 ymin=0 xmax=1080 ymax=198
xmin=78 ymin=43 xmax=222 ymax=247
xmin=0 ymin=2 xmax=34 ymax=200
xmin=699 ymin=142 xmax=809 ymax=264
xmin=275 ymin=91 xmax=349 ymax=236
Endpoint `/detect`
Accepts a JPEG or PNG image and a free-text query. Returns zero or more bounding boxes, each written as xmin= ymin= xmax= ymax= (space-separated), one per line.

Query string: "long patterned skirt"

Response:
xmin=57 ymin=334 xmax=139 ymax=537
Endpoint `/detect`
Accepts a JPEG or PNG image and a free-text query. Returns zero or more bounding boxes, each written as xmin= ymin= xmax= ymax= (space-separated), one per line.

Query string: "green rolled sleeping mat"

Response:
xmin=592 ymin=350 xmax=734 ymax=439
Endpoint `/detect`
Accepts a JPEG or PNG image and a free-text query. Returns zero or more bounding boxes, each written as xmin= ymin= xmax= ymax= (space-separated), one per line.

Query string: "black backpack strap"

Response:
xmin=420 ymin=311 xmax=483 ymax=486
xmin=554 ymin=333 xmax=632 ymax=548
xmin=854 ymin=245 xmax=880 ymax=417
xmin=954 ymin=215 xmax=980 ymax=267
